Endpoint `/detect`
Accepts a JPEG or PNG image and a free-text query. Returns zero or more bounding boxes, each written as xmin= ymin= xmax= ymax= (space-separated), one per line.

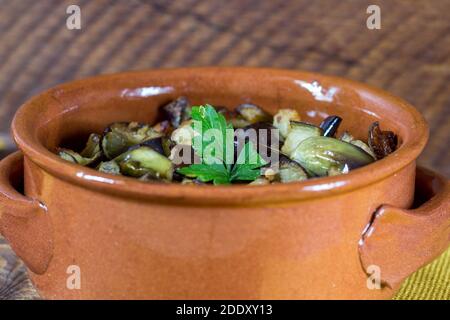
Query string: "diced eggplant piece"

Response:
xmin=278 ymin=155 xmax=308 ymax=182
xmin=161 ymin=96 xmax=190 ymax=128
xmin=153 ymin=120 xmax=171 ymax=134
xmin=327 ymin=164 xmax=350 ymax=176
xmin=117 ymin=146 xmax=173 ymax=180
xmin=171 ymin=120 xmax=197 ymax=146
xmin=281 ymin=121 xmax=323 ymax=156
xmin=81 ymin=134 xmax=102 ymax=158
xmin=138 ymin=172 xmax=170 ymax=183
xmin=102 ymin=131 xmax=128 ymax=159
xmin=216 ymin=106 xmax=229 ymax=114
xmin=339 ymin=131 xmax=376 ymax=159
xmin=217 ymin=107 xmax=252 ymax=128
xmin=320 ymin=116 xmax=342 ymax=137
xmin=230 ymin=116 xmax=251 ymax=129
xmin=58 ymin=149 xmax=88 ymax=165
xmin=105 ymin=122 xmax=162 ymax=144
xmin=102 ymin=122 xmax=163 ymax=159
xmin=97 ymin=160 xmax=121 ymax=175
xmin=181 ymin=178 xmax=195 ymax=185
xmin=236 ymin=103 xmax=272 ymax=124
xmin=273 ymin=109 xmax=301 ymax=139
xmin=58 ymin=133 xmax=102 ymax=166
xmin=261 ymin=167 xmax=277 ymax=182
xmin=368 ymin=122 xmax=398 ymax=159
xmin=181 ymin=178 xmax=206 ymax=185
xmin=291 ymin=136 xmax=375 ymax=177
xmin=350 ymin=140 xmax=376 ymax=160
xmin=248 ymin=177 xmax=270 ymax=185
xmin=339 ymin=131 xmax=354 ymax=143
xmin=139 ymin=136 xmax=172 ymax=157
xmin=140 ymin=137 xmax=166 ymax=155
xmin=120 ymin=160 xmax=155 ymax=178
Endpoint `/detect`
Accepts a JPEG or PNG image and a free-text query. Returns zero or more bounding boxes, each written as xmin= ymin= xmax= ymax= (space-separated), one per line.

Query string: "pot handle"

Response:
xmin=0 ymin=151 xmax=52 ymax=274
xmin=359 ymin=166 xmax=450 ymax=288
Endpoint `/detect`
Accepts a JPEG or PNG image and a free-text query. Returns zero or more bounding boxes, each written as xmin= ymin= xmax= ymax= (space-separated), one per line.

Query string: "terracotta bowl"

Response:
xmin=0 ymin=68 xmax=448 ymax=299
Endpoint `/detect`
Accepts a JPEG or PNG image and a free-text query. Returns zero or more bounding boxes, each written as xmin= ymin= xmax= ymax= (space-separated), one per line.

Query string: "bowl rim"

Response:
xmin=11 ymin=67 xmax=429 ymax=206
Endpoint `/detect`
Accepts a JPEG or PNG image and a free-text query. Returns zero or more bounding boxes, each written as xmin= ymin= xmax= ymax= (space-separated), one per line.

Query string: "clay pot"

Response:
xmin=0 ymin=68 xmax=448 ymax=299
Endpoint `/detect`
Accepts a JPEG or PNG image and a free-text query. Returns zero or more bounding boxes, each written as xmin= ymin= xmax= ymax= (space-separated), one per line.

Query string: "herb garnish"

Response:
xmin=177 ymin=105 xmax=266 ymax=184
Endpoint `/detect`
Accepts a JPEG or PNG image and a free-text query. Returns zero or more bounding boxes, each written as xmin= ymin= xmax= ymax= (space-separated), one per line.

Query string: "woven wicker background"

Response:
xmin=0 ymin=0 xmax=449 ymax=299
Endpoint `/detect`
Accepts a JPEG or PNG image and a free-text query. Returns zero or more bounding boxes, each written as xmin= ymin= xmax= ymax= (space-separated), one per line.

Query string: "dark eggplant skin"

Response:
xmin=160 ymin=96 xmax=190 ymax=128
xmin=236 ymin=103 xmax=272 ymax=124
xmin=291 ymin=136 xmax=374 ymax=176
xmin=140 ymin=137 xmax=166 ymax=155
xmin=368 ymin=122 xmax=398 ymax=160
xmin=320 ymin=116 xmax=342 ymax=137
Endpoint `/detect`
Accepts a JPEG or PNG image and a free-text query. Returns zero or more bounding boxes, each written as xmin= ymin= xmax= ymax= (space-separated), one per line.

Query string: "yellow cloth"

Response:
xmin=394 ymin=247 xmax=450 ymax=300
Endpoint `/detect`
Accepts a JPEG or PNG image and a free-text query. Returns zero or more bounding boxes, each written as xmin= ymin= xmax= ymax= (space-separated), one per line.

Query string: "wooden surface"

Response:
xmin=0 ymin=0 xmax=449 ymax=299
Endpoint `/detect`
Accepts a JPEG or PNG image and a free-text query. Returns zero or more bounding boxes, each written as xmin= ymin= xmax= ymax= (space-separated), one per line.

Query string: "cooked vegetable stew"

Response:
xmin=57 ymin=97 xmax=398 ymax=185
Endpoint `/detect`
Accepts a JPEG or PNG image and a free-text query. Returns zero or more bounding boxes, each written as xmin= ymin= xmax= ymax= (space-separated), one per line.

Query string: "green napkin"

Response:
xmin=394 ymin=247 xmax=450 ymax=300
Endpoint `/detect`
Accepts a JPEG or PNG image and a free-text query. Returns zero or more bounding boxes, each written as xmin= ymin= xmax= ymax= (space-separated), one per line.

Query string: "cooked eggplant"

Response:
xmin=180 ymin=177 xmax=206 ymax=185
xmin=140 ymin=136 xmax=172 ymax=157
xmin=236 ymin=103 xmax=272 ymax=124
xmin=281 ymin=121 xmax=323 ymax=156
xmin=290 ymin=136 xmax=375 ymax=177
xmin=153 ymin=120 xmax=171 ymax=134
xmin=120 ymin=160 xmax=157 ymax=178
xmin=161 ymin=96 xmax=190 ymax=128
xmin=171 ymin=120 xmax=197 ymax=146
xmin=368 ymin=122 xmax=398 ymax=159
xmin=349 ymin=140 xmax=376 ymax=159
xmin=116 ymin=146 xmax=173 ymax=180
xmin=230 ymin=116 xmax=251 ymax=129
xmin=217 ymin=107 xmax=251 ymax=129
xmin=328 ymin=164 xmax=349 ymax=176
xmin=58 ymin=149 xmax=91 ymax=166
xmin=81 ymin=134 xmax=102 ymax=158
xmin=106 ymin=122 xmax=162 ymax=143
xmin=339 ymin=131 xmax=376 ymax=159
xmin=102 ymin=122 xmax=163 ymax=159
xmin=56 ymin=99 xmax=395 ymax=184
xmin=278 ymin=155 xmax=308 ymax=182
xmin=340 ymin=131 xmax=354 ymax=143
xmin=273 ymin=109 xmax=301 ymax=139
xmin=320 ymin=116 xmax=342 ymax=137
xmin=97 ymin=160 xmax=121 ymax=175
xmin=58 ymin=133 xmax=102 ymax=166
xmin=262 ymin=167 xmax=277 ymax=181
xmin=248 ymin=177 xmax=270 ymax=185
xmin=139 ymin=137 xmax=166 ymax=155
xmin=102 ymin=131 xmax=128 ymax=159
